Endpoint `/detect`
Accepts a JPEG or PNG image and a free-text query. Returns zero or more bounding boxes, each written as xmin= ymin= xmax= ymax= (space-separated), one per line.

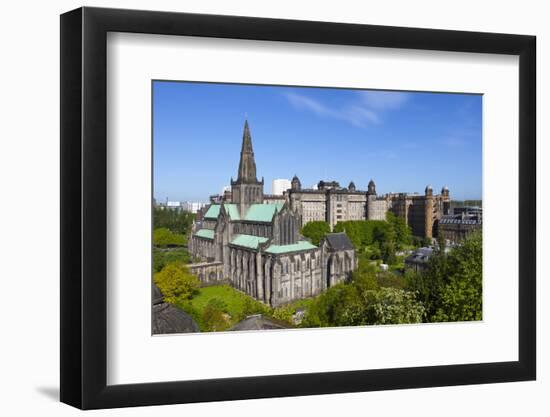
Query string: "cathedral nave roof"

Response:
xmin=230 ymin=234 xmax=269 ymax=250
xmin=264 ymin=241 xmax=317 ymax=254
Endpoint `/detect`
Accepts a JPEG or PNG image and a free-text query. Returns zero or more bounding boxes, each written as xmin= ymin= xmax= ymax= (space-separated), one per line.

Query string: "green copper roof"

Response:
xmin=230 ymin=234 xmax=269 ymax=249
xmin=224 ymin=204 xmax=240 ymax=221
xmin=204 ymin=204 xmax=221 ymax=219
xmin=195 ymin=229 xmax=215 ymax=239
xmin=244 ymin=203 xmax=284 ymax=222
xmin=264 ymin=241 xmax=317 ymax=254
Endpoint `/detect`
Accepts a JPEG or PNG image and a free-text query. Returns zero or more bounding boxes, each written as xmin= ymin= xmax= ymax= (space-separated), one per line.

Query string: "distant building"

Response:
xmin=272 ymin=179 xmax=291 ymax=195
xmin=404 ymin=247 xmax=434 ymax=272
xmin=288 ymin=179 xmax=451 ymax=237
xmin=438 ymin=208 xmax=482 ymax=243
xmin=453 ymin=205 xmax=483 ymax=222
xmin=183 ymin=201 xmax=207 ymax=214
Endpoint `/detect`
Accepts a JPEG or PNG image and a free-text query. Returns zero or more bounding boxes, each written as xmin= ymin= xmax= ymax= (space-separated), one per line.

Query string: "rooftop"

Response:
xmin=152 ymin=302 xmax=200 ymax=334
xmin=244 ymin=203 xmax=284 ymax=222
xmin=230 ymin=314 xmax=290 ymax=331
xmin=265 ymin=241 xmax=317 ymax=254
xmin=230 ymin=234 xmax=269 ymax=250
xmin=203 ymin=203 xmax=283 ymax=223
xmin=195 ymin=228 xmax=215 ymax=239
xmin=203 ymin=204 xmax=221 ymax=219
xmin=405 ymin=247 xmax=434 ymax=264
xmin=325 ymin=232 xmax=354 ymax=251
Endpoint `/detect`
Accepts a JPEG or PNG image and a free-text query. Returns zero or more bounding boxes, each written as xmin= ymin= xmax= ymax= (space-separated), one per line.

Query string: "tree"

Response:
xmin=432 ymin=231 xmax=482 ymax=322
xmin=386 ymin=211 xmax=412 ymax=248
xmin=154 ymin=263 xmax=200 ymax=303
xmin=377 ymin=271 xmax=406 ymax=289
xmin=153 ymin=247 xmax=192 ymax=272
xmin=352 ymin=255 xmax=379 ymax=292
xmin=363 ymin=288 xmax=425 ymax=325
xmin=381 ymin=240 xmax=397 ymax=265
xmin=153 ymin=227 xmax=186 ymax=247
xmin=203 ymin=298 xmax=230 ymax=332
xmin=272 ymin=304 xmax=296 ymax=324
xmin=240 ymin=296 xmax=271 ymax=320
xmin=301 ymin=221 xmax=331 ymax=246
xmin=406 ymin=231 xmax=482 ymax=322
xmin=153 ymin=208 xmax=195 ymax=235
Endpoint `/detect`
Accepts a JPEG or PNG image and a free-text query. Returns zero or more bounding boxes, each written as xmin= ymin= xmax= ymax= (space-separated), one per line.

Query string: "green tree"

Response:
xmin=153 ymin=247 xmax=192 ymax=272
xmin=153 ymin=227 xmax=186 ymax=247
xmin=432 ymin=232 xmax=482 ymax=321
xmin=381 ymin=240 xmax=397 ymax=265
xmin=386 ymin=211 xmax=412 ymax=248
xmin=153 ymin=208 xmax=195 ymax=235
xmin=377 ymin=272 xmax=406 ymax=289
xmin=363 ymin=288 xmax=425 ymax=325
xmin=240 ymin=297 xmax=271 ymax=319
xmin=352 ymin=255 xmax=379 ymax=293
xmin=272 ymin=304 xmax=296 ymax=324
xmin=203 ymin=298 xmax=230 ymax=331
xmin=406 ymin=231 xmax=482 ymax=322
xmin=154 ymin=263 xmax=200 ymax=303
xmin=301 ymin=221 xmax=331 ymax=246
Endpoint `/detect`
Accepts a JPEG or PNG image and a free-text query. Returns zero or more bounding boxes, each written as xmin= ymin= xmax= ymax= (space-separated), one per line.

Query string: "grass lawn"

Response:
xmin=184 ymin=285 xmax=251 ymax=317
xmin=175 ymin=285 xmax=270 ymax=331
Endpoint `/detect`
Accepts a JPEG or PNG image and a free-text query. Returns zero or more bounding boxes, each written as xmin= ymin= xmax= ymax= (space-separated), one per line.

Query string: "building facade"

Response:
xmin=190 ymin=121 xmax=356 ymax=307
xmin=438 ymin=207 xmax=482 ymax=243
xmin=288 ymin=178 xmax=451 ymax=238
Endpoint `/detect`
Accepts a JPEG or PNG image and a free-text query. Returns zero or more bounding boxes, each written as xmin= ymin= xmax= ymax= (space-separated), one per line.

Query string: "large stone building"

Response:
xmin=190 ymin=121 xmax=356 ymax=307
xmin=288 ymin=178 xmax=451 ymax=238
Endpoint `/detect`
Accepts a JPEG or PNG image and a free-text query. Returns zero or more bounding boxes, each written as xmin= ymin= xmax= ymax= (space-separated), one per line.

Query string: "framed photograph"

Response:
xmin=60 ymin=6 xmax=536 ymax=409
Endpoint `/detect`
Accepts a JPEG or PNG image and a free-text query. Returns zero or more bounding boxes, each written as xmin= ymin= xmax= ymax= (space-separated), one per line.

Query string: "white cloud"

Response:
xmin=284 ymin=92 xmax=380 ymax=127
xmin=284 ymin=90 xmax=410 ymax=128
xmin=358 ymin=90 xmax=410 ymax=110
xmin=284 ymin=92 xmax=333 ymax=117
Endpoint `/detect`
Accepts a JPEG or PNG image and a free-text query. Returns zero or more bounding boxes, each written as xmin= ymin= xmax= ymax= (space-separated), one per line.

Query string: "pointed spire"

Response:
xmin=237 ymin=119 xmax=258 ymax=183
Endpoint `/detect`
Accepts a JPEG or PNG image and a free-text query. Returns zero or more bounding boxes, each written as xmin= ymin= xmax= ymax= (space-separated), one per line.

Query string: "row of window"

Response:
xmin=277 ymin=278 xmax=322 ymax=299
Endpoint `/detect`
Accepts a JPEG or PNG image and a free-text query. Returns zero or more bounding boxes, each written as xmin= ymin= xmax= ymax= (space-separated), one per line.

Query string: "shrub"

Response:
xmin=154 ymin=263 xmax=200 ymax=303
xmin=153 ymin=227 xmax=186 ymax=247
xmin=203 ymin=298 xmax=230 ymax=331
xmin=153 ymin=247 xmax=192 ymax=272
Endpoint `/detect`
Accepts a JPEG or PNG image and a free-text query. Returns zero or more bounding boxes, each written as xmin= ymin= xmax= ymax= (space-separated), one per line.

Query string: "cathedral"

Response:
xmin=189 ymin=121 xmax=357 ymax=307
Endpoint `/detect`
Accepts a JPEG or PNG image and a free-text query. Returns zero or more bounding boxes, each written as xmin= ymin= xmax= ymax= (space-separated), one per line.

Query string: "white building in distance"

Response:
xmin=272 ymin=179 xmax=291 ymax=195
xmin=183 ymin=201 xmax=208 ymax=213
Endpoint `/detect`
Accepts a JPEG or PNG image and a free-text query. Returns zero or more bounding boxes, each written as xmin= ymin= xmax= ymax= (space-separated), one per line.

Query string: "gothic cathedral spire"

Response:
xmin=237 ymin=120 xmax=258 ymax=183
xmin=231 ymin=119 xmax=264 ymax=217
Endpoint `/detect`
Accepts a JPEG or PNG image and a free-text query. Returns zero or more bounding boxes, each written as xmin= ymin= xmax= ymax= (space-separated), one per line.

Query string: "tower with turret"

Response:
xmin=366 ymin=179 xmax=377 ymax=220
xmin=424 ymin=185 xmax=434 ymax=238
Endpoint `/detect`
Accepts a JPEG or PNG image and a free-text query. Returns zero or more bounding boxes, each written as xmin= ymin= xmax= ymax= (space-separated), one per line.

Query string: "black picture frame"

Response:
xmin=60 ymin=6 xmax=536 ymax=410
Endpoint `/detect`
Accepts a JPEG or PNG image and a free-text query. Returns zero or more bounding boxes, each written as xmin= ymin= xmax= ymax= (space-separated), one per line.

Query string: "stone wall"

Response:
xmin=188 ymin=261 xmax=225 ymax=285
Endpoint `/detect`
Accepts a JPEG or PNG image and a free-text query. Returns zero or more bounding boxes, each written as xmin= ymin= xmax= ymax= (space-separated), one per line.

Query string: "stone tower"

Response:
xmin=424 ymin=185 xmax=434 ymax=239
xmin=231 ymin=120 xmax=264 ymax=217
xmin=366 ymin=179 xmax=377 ymax=220
xmin=441 ymin=186 xmax=451 ymax=215
xmin=291 ymin=175 xmax=301 ymax=191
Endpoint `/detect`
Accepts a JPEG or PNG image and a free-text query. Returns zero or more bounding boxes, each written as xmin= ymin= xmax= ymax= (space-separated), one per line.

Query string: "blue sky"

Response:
xmin=153 ymin=81 xmax=482 ymax=202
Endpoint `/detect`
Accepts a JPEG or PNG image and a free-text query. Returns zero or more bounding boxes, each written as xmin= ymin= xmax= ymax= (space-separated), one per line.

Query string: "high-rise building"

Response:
xmin=272 ymin=179 xmax=292 ymax=195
